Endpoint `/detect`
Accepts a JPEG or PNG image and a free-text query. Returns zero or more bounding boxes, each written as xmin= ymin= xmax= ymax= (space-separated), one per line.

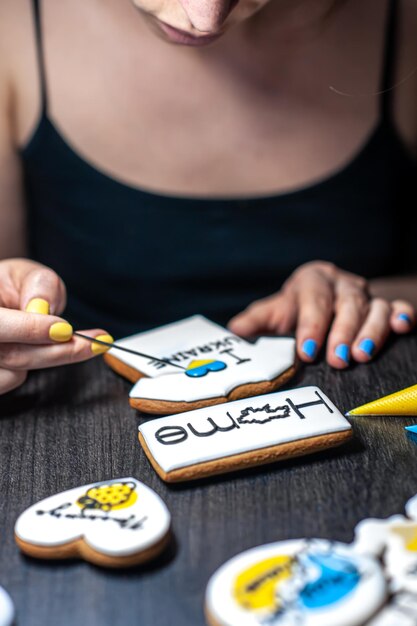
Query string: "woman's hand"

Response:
xmin=228 ymin=261 xmax=415 ymax=368
xmin=0 ymin=258 xmax=113 ymax=394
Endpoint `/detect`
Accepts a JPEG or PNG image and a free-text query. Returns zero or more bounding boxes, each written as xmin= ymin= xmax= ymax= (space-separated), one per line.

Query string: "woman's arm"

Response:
xmin=229 ymin=261 xmax=416 ymax=369
xmin=0 ymin=10 xmax=114 ymax=396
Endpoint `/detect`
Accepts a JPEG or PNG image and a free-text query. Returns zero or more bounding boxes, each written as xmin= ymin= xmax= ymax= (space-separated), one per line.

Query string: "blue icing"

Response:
xmin=185 ymin=360 xmax=227 ymax=378
xmin=299 ymin=552 xmax=361 ymax=609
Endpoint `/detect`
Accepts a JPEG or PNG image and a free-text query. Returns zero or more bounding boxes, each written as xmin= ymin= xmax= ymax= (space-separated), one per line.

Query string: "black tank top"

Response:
xmin=21 ymin=0 xmax=416 ymax=337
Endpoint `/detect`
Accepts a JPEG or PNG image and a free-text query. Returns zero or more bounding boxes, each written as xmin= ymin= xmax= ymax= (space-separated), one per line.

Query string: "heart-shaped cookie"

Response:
xmin=15 ymin=478 xmax=171 ymax=568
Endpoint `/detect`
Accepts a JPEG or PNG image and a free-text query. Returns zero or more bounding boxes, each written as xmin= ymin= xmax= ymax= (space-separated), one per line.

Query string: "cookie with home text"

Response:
xmin=14 ymin=478 xmax=171 ymax=568
xmin=138 ymin=386 xmax=352 ymax=482
xmin=104 ymin=315 xmax=298 ymax=414
xmin=204 ymin=539 xmax=387 ymax=626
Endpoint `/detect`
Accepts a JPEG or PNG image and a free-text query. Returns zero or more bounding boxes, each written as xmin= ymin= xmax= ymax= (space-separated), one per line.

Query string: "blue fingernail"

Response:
xmin=359 ymin=338 xmax=375 ymax=357
xmin=302 ymin=339 xmax=317 ymax=359
xmin=335 ymin=343 xmax=350 ymax=364
xmin=397 ymin=313 xmax=411 ymax=324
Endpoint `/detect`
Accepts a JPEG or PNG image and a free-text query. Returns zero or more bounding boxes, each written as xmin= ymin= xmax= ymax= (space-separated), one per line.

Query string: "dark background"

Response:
xmin=1 ymin=333 xmax=417 ymax=625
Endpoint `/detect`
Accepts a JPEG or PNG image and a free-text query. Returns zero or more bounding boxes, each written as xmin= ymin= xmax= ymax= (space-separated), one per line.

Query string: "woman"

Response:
xmin=0 ymin=0 xmax=415 ymax=394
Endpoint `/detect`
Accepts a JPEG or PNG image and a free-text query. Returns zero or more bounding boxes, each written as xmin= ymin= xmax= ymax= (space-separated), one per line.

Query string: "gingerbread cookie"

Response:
xmin=204 ymin=538 xmax=386 ymax=626
xmin=104 ymin=315 xmax=298 ymax=414
xmin=354 ymin=514 xmax=417 ymax=595
xmin=138 ymin=386 xmax=352 ymax=482
xmin=353 ymin=515 xmax=407 ymax=559
xmin=15 ymin=478 xmax=171 ymax=568
xmin=0 ymin=587 xmax=14 ymax=626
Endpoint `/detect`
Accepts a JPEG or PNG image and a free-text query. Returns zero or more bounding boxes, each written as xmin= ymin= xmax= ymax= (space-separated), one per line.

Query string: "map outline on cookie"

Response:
xmin=138 ymin=385 xmax=353 ymax=482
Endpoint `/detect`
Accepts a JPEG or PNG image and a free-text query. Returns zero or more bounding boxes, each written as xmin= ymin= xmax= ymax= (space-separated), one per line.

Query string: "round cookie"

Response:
xmin=0 ymin=586 xmax=14 ymax=626
xmin=205 ymin=539 xmax=387 ymax=626
xmin=15 ymin=478 xmax=171 ymax=568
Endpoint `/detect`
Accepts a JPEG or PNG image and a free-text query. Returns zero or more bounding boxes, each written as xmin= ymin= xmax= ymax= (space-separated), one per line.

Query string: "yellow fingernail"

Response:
xmin=49 ymin=322 xmax=73 ymax=342
xmin=26 ymin=298 xmax=50 ymax=315
xmin=91 ymin=334 xmax=114 ymax=355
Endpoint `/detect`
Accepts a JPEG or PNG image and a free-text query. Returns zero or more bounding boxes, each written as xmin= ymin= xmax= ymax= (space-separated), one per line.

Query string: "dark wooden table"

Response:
xmin=1 ymin=332 xmax=417 ymax=626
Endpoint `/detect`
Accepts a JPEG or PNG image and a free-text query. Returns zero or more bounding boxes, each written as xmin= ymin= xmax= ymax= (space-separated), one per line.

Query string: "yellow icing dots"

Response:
xmin=76 ymin=481 xmax=138 ymax=512
xmin=233 ymin=555 xmax=295 ymax=614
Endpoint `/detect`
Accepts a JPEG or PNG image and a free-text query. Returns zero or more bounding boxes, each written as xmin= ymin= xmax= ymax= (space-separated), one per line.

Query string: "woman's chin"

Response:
xmin=153 ymin=19 xmax=224 ymax=46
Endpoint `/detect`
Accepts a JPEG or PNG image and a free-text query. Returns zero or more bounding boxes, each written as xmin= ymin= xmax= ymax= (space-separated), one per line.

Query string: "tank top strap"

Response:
xmin=380 ymin=0 xmax=399 ymax=120
xmin=31 ymin=0 xmax=48 ymax=115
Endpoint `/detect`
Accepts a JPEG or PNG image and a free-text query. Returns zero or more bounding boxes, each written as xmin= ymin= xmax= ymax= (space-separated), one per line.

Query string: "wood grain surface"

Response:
xmin=1 ymin=332 xmax=417 ymax=626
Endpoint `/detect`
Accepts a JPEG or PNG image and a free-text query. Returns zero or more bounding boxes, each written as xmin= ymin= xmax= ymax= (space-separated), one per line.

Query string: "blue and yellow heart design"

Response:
xmin=185 ymin=359 xmax=227 ymax=378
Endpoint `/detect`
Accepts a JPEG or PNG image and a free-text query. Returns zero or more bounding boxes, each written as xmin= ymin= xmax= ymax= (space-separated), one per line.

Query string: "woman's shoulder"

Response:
xmin=392 ymin=0 xmax=417 ymax=157
xmin=0 ymin=0 xmax=38 ymax=93
xmin=0 ymin=0 xmax=44 ymax=147
xmin=0 ymin=0 xmax=34 ymax=59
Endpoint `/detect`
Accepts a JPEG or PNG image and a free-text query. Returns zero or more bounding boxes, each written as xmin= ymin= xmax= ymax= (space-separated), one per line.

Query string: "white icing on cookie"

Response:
xmin=354 ymin=514 xmax=417 ymax=595
xmin=405 ymin=494 xmax=417 ymax=521
xmin=383 ymin=519 xmax=417 ymax=594
xmin=367 ymin=592 xmax=417 ymax=626
xmin=15 ymin=478 xmax=170 ymax=558
xmin=108 ymin=315 xmax=296 ymax=403
xmin=139 ymin=386 xmax=351 ymax=473
xmin=0 ymin=587 xmax=14 ymax=626
xmin=353 ymin=515 xmax=406 ymax=557
xmin=205 ymin=539 xmax=386 ymax=626
xmin=109 ymin=315 xmax=250 ymax=378
xmin=130 ymin=336 xmax=296 ymax=402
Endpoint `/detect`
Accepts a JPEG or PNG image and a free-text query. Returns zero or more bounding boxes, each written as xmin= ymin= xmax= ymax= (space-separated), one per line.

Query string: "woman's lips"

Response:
xmin=155 ymin=19 xmax=223 ymax=46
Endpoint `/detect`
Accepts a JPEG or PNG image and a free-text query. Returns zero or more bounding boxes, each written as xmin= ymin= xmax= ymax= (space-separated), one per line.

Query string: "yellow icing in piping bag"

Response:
xmin=346 ymin=383 xmax=417 ymax=416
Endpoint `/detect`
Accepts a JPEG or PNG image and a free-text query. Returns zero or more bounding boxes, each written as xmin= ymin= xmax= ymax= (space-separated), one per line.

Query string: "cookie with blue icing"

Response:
xmin=205 ymin=539 xmax=386 ymax=626
xmin=104 ymin=315 xmax=298 ymax=415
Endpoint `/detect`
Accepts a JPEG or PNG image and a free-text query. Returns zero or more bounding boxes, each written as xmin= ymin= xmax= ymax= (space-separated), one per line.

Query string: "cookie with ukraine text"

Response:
xmin=139 ymin=385 xmax=352 ymax=482
xmin=14 ymin=478 xmax=171 ymax=568
xmin=204 ymin=539 xmax=387 ymax=626
xmin=104 ymin=315 xmax=298 ymax=415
